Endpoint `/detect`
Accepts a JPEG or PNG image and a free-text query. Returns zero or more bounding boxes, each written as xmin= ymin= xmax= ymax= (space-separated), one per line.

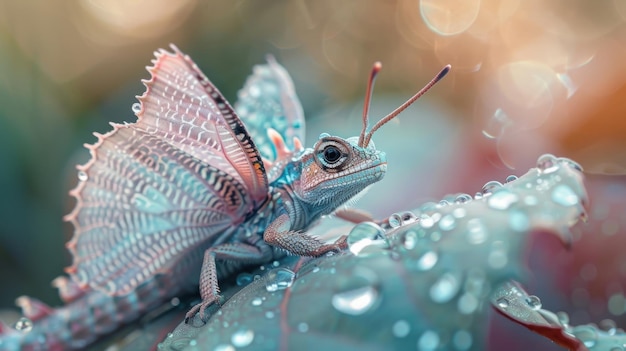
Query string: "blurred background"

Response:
xmin=1 ymin=0 xmax=625 ymax=349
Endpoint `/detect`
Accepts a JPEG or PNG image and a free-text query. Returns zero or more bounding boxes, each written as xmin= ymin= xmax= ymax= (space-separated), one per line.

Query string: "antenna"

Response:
xmin=357 ymin=62 xmax=382 ymax=147
xmin=359 ymin=64 xmax=451 ymax=148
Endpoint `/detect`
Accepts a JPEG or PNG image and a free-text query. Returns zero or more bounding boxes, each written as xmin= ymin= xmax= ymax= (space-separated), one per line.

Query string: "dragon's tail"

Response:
xmin=0 ymin=275 xmax=176 ymax=351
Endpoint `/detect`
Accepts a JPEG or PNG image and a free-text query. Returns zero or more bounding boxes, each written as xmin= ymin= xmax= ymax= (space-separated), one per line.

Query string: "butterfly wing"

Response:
xmin=64 ymin=46 xmax=268 ymax=295
xmin=234 ymin=56 xmax=305 ymax=162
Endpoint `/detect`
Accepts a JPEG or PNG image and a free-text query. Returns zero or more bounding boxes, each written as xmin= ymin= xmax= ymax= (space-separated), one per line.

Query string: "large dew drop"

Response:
xmin=265 ymin=268 xmax=295 ymax=292
xmin=332 ymin=286 xmax=379 ymax=316
xmin=347 ymin=222 xmax=386 ymax=255
xmin=331 ymin=268 xmax=380 ymax=316
xmin=481 ymin=180 xmax=503 ymax=195
xmin=536 ymin=154 xmax=559 ymax=174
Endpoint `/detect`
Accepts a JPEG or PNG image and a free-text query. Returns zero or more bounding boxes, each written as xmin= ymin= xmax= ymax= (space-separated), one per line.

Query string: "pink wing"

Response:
xmin=64 ymin=46 xmax=268 ymax=296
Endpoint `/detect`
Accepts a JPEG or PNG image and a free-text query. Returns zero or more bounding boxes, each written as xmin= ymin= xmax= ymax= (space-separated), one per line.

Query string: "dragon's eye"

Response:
xmin=323 ymin=146 xmax=342 ymax=164
xmin=315 ymin=138 xmax=350 ymax=171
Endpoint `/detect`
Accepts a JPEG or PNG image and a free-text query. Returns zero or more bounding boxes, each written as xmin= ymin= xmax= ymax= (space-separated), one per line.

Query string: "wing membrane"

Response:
xmin=234 ymin=56 xmax=305 ymax=162
xmin=65 ymin=47 xmax=268 ymax=295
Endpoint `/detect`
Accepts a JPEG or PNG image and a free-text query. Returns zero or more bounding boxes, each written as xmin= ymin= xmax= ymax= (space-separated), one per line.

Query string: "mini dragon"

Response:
xmin=0 ymin=45 xmax=449 ymax=350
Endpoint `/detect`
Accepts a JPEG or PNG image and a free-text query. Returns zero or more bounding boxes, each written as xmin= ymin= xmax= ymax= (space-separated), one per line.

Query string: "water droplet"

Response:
xmin=505 ymin=175 xmax=518 ymax=183
xmin=438 ymin=214 xmax=456 ymax=231
xmin=571 ymin=325 xmax=598 ymax=348
xmin=466 ymin=218 xmax=488 ymax=245
xmin=551 ymin=184 xmax=579 ymax=207
xmin=452 ymin=208 xmax=467 ymax=218
xmin=496 ymin=297 xmax=510 ymax=308
xmin=481 ymin=181 xmax=503 ymax=195
xmin=418 ymin=330 xmax=440 ymax=351
xmin=236 ymin=273 xmax=253 ymax=286
xmin=347 ymin=222 xmax=386 ymax=255
xmin=537 ymin=154 xmax=559 ymax=173
xmin=272 ymin=261 xmax=280 ymax=267
xmin=251 ymin=297 xmax=263 ymax=306
xmin=14 ymin=317 xmax=32 ymax=333
xmin=170 ymin=297 xmax=180 ymax=307
xmin=487 ymin=242 xmax=508 ymax=269
xmin=297 ymin=322 xmax=309 ymax=333
xmin=509 ymin=210 xmax=530 ymax=232
xmin=526 ymin=295 xmax=542 ymax=310
xmin=487 ymin=190 xmax=519 ymax=210
xmin=401 ymin=212 xmax=417 ymax=223
xmin=416 ymin=250 xmax=439 ymax=271
xmin=231 ymin=328 xmax=254 ymax=347
xmin=599 ymin=319 xmax=617 ymax=335
xmin=332 ymin=269 xmax=380 ymax=316
xmin=524 ymin=195 xmax=538 ymax=206
xmin=265 ymin=268 xmax=295 ymax=292
xmin=474 ymin=192 xmax=483 ymax=200
xmin=332 ymin=285 xmax=379 ymax=316
xmin=454 ymin=194 xmax=472 ymax=204
xmin=401 ymin=230 xmax=419 ymax=250
xmin=559 ymin=157 xmax=583 ymax=172
xmin=429 ymin=273 xmax=460 ymax=303
xmin=453 ymin=330 xmax=473 ymax=350
xmin=312 ymin=266 xmax=320 ymax=273
xmin=265 ymin=311 xmax=275 ymax=319
xmin=419 ymin=214 xmax=434 ymax=228
xmin=556 ymin=311 xmax=570 ymax=326
xmin=77 ymin=171 xmax=88 ymax=181
xmin=438 ymin=199 xmax=450 ymax=207
xmin=392 ymin=320 xmax=411 ymax=338
xmin=388 ymin=214 xmax=402 ymax=228
xmin=132 ymin=102 xmax=142 ymax=113
xmin=457 ymin=293 xmax=479 ymax=314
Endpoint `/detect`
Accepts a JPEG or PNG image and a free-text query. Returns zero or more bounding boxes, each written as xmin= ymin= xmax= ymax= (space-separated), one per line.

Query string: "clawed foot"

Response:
xmin=184 ymin=296 xmax=220 ymax=324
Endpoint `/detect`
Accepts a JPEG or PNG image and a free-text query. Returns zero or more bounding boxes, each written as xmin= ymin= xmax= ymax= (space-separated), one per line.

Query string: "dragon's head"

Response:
xmin=291 ymin=63 xmax=451 ymax=216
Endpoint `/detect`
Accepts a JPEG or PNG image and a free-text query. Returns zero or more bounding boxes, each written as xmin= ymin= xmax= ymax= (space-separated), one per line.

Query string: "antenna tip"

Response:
xmin=436 ymin=64 xmax=452 ymax=81
xmin=371 ymin=61 xmax=382 ymax=75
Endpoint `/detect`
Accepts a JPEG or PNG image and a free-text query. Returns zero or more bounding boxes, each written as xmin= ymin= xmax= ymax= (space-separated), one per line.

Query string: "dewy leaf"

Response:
xmin=491 ymin=281 xmax=586 ymax=351
xmin=492 ymin=281 xmax=626 ymax=351
xmin=155 ymin=154 xmax=587 ymax=351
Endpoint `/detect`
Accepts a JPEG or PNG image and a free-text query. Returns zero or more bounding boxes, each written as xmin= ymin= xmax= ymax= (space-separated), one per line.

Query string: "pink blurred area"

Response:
xmin=1 ymin=0 xmax=625 ymax=349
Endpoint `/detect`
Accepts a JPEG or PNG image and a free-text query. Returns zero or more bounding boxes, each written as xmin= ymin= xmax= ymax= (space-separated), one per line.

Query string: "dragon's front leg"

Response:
xmin=263 ymin=214 xmax=347 ymax=257
xmin=186 ymin=240 xmax=274 ymax=323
